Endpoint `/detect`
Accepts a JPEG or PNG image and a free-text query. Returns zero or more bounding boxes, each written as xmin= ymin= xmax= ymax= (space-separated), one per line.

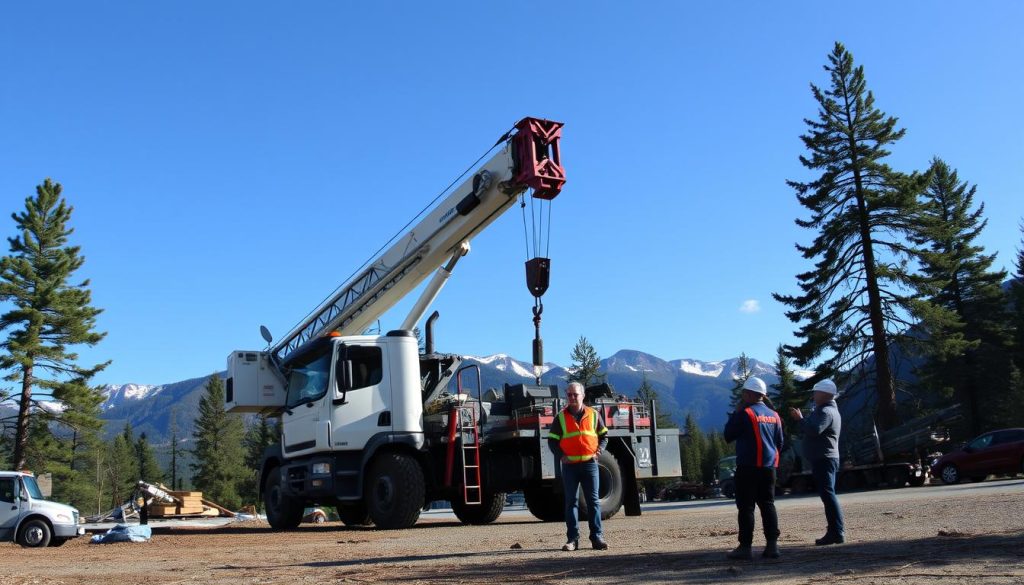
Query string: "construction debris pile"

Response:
xmin=85 ymin=481 xmax=236 ymax=523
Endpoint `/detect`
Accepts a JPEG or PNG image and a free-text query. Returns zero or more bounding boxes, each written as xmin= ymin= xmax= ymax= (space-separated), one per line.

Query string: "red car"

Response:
xmin=930 ymin=428 xmax=1024 ymax=484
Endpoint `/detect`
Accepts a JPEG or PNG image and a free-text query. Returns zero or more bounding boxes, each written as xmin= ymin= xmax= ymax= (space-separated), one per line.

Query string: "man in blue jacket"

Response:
xmin=789 ymin=378 xmax=845 ymax=545
xmin=724 ymin=376 xmax=784 ymax=560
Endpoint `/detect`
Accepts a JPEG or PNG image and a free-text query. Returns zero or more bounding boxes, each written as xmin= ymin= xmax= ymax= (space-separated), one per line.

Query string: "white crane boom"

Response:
xmin=269 ymin=117 xmax=565 ymax=363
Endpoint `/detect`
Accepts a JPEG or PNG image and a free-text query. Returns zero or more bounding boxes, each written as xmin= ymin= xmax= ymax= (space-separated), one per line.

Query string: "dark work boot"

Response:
xmin=762 ymin=540 xmax=780 ymax=559
xmin=726 ymin=544 xmax=752 ymax=560
xmin=815 ymin=533 xmax=845 ymax=546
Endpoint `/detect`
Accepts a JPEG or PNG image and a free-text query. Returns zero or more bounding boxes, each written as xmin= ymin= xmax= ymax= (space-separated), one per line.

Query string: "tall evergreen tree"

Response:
xmin=136 ymin=432 xmax=164 ymax=484
xmin=773 ymin=43 xmax=926 ymax=430
xmin=729 ymin=353 xmax=753 ymax=408
xmin=167 ymin=408 xmax=183 ymax=490
xmin=1011 ymin=222 xmax=1024 ymax=374
xmin=191 ymin=375 xmax=248 ymax=509
xmin=770 ymin=345 xmax=807 ymax=444
xmin=241 ymin=414 xmax=277 ymax=507
xmin=910 ymin=158 xmax=1014 ymax=433
xmin=679 ymin=413 xmax=705 ymax=483
xmin=634 ymin=373 xmax=676 ymax=428
xmin=0 ymin=179 xmax=109 ymax=470
xmin=106 ymin=432 xmax=138 ymax=506
xmin=567 ymin=336 xmax=605 ymax=387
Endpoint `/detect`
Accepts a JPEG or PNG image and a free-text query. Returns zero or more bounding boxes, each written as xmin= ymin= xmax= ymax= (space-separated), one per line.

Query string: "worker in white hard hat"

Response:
xmin=723 ymin=376 xmax=784 ymax=560
xmin=788 ymin=378 xmax=845 ymax=545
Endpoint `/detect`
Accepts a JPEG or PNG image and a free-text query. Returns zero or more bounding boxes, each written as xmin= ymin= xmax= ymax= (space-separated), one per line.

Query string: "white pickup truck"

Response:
xmin=0 ymin=471 xmax=85 ymax=547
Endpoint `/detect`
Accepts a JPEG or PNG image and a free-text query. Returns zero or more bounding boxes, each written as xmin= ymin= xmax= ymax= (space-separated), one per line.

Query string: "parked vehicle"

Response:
xmin=930 ymin=428 xmax=1024 ymax=484
xmin=0 ymin=471 xmax=85 ymax=547
xmin=717 ymin=456 xmax=737 ymax=499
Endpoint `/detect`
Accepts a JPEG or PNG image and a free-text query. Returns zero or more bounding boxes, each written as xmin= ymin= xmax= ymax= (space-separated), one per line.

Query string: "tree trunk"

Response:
xmin=11 ymin=365 xmax=34 ymax=470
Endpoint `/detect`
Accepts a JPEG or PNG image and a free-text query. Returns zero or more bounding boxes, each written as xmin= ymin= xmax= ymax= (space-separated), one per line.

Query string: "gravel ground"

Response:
xmin=2 ymin=481 xmax=1022 ymax=585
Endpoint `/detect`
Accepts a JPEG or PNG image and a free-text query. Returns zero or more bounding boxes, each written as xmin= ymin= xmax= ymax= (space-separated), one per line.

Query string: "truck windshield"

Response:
xmin=285 ymin=346 xmax=332 ymax=408
xmin=22 ymin=476 xmax=44 ymax=500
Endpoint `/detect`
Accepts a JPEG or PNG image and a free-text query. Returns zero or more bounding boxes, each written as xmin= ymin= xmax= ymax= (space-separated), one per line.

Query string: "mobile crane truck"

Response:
xmin=225 ymin=117 xmax=682 ymax=529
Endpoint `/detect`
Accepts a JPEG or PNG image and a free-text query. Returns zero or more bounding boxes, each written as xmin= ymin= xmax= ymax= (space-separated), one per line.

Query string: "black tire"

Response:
xmin=451 ymin=491 xmax=505 ymax=525
xmin=721 ymin=479 xmax=736 ymax=499
xmin=337 ymin=502 xmax=373 ymax=527
xmin=524 ymin=484 xmax=564 ymax=522
xmin=790 ymin=476 xmax=809 ymax=495
xmin=908 ymin=473 xmax=927 ymax=487
xmin=17 ymin=518 xmax=52 ymax=548
xmin=939 ymin=464 xmax=960 ymax=485
xmin=577 ymin=451 xmax=624 ymax=521
xmin=264 ymin=466 xmax=303 ymax=530
xmin=365 ymin=452 xmax=424 ymax=529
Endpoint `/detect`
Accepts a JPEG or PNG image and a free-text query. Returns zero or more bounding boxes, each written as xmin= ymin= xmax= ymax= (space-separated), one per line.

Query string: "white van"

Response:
xmin=0 ymin=471 xmax=85 ymax=547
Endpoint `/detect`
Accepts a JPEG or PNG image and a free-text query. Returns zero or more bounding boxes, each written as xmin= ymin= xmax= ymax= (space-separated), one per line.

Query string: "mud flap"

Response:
xmin=622 ymin=459 xmax=642 ymax=516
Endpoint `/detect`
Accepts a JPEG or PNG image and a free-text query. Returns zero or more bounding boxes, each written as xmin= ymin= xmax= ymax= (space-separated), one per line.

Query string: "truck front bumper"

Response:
xmin=52 ymin=523 xmax=86 ymax=538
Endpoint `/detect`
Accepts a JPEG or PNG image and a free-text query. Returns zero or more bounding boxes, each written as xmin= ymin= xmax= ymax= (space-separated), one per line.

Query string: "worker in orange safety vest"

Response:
xmin=547 ymin=381 xmax=609 ymax=551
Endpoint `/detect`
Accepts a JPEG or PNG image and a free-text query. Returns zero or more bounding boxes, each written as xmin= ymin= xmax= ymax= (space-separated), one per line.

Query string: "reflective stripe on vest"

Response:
xmin=556 ymin=407 xmax=600 ymax=462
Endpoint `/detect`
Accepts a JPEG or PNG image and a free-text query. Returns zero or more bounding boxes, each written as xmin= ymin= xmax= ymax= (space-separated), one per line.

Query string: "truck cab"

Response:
xmin=0 ymin=471 xmax=85 ymax=547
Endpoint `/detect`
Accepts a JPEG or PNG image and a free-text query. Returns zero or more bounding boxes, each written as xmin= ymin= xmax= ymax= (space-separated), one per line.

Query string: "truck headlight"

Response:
xmin=312 ymin=463 xmax=331 ymax=475
xmin=55 ymin=513 xmax=72 ymax=523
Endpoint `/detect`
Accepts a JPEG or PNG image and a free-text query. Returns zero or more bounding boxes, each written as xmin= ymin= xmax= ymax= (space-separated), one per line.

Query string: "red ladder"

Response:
xmin=458 ymin=405 xmax=482 ymax=505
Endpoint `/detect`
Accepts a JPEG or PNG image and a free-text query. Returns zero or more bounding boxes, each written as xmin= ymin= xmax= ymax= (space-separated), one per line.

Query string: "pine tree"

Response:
xmin=1011 ymin=222 xmax=1024 ymax=373
xmin=167 ymin=408 xmax=183 ymax=490
xmin=567 ymin=336 xmax=605 ymax=387
xmin=773 ymin=43 xmax=926 ymax=430
xmin=910 ymin=158 xmax=1013 ymax=434
xmin=770 ymin=345 xmax=805 ymax=443
xmin=729 ymin=353 xmax=753 ymax=408
xmin=241 ymin=414 xmax=277 ymax=507
xmin=680 ymin=413 xmax=705 ymax=483
xmin=191 ymin=375 xmax=248 ymax=509
xmin=0 ymin=179 xmax=110 ymax=470
xmin=106 ymin=432 xmax=138 ymax=506
xmin=634 ymin=373 xmax=676 ymax=428
xmin=136 ymin=432 xmax=164 ymax=484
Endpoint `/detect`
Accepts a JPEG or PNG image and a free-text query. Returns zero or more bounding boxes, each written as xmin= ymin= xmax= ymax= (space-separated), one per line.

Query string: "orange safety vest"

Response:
xmin=549 ymin=406 xmax=603 ymax=462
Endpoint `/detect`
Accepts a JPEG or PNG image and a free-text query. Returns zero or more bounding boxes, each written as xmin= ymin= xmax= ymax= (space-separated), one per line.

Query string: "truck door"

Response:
xmin=0 ymin=477 xmax=20 ymax=541
xmin=330 ymin=343 xmax=389 ymax=451
xmin=281 ymin=345 xmax=333 ymax=455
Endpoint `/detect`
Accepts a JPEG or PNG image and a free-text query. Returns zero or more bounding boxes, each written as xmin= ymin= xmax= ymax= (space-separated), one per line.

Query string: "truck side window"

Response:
xmin=347 ymin=346 xmax=383 ymax=390
xmin=0 ymin=478 xmax=14 ymax=503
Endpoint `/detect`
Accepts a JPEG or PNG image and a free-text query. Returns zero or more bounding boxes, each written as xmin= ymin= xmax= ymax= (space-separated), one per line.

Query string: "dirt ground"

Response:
xmin=2 ymin=482 xmax=1022 ymax=585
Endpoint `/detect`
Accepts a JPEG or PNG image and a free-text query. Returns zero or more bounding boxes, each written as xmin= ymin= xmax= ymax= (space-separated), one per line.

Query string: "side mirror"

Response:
xmin=334 ymin=346 xmax=352 ymax=405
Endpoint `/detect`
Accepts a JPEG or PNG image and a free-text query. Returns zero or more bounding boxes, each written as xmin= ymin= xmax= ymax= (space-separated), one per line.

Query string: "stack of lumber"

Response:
xmin=149 ymin=490 xmax=223 ymax=517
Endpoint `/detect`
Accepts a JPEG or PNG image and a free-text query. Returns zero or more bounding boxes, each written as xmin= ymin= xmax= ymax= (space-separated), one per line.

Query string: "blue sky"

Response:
xmin=2 ymin=2 xmax=1022 ymax=387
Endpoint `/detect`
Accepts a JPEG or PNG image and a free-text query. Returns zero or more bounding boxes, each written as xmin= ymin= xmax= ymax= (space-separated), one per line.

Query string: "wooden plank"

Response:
xmin=201 ymin=498 xmax=237 ymax=517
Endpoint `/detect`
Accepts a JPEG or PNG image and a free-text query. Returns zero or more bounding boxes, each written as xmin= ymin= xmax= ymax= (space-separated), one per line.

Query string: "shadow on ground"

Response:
xmin=218 ymin=530 xmax=1024 ymax=583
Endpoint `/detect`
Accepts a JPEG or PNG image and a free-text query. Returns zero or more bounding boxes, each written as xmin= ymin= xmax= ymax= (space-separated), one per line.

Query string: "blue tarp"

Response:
xmin=90 ymin=524 xmax=152 ymax=544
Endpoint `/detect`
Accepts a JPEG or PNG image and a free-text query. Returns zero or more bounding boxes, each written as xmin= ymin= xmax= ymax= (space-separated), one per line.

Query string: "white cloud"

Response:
xmin=739 ymin=299 xmax=761 ymax=314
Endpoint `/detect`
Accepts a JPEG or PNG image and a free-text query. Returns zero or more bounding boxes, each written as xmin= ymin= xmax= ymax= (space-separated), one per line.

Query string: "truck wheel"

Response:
xmin=524 ymin=485 xmax=564 ymax=522
xmin=578 ymin=451 xmax=624 ymax=521
xmin=337 ymin=502 xmax=372 ymax=527
xmin=365 ymin=452 xmax=424 ymax=529
xmin=908 ymin=473 xmax=927 ymax=487
xmin=451 ymin=491 xmax=505 ymax=525
xmin=939 ymin=464 xmax=961 ymax=485
xmin=17 ymin=518 xmax=52 ymax=548
xmin=264 ymin=466 xmax=303 ymax=530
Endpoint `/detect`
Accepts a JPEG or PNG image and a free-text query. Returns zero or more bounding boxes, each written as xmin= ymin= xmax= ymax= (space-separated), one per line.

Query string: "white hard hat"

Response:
xmin=812 ymin=379 xmax=839 ymax=396
xmin=742 ymin=376 xmax=767 ymax=395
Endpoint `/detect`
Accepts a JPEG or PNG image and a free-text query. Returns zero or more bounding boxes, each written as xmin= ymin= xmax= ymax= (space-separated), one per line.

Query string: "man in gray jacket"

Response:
xmin=788 ymin=379 xmax=845 ymax=545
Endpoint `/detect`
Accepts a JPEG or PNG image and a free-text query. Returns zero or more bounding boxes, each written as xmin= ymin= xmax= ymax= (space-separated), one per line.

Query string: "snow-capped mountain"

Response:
xmin=99 ymin=383 xmax=163 ymax=411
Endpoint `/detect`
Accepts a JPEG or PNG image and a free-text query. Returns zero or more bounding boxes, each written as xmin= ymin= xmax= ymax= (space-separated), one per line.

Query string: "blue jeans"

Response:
xmin=811 ymin=458 xmax=845 ymax=536
xmin=561 ymin=459 xmax=603 ymax=543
